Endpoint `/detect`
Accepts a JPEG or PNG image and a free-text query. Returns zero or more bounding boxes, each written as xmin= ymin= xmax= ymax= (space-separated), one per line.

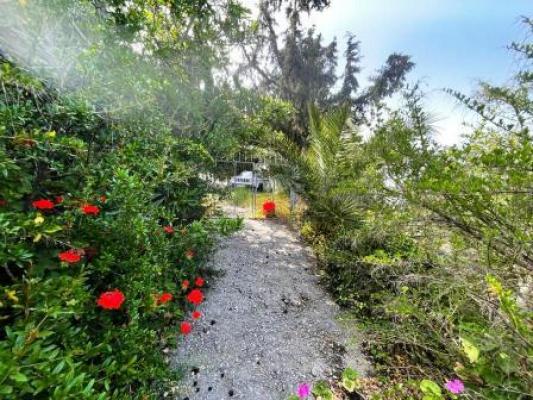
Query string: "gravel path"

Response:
xmin=172 ymin=217 xmax=369 ymax=400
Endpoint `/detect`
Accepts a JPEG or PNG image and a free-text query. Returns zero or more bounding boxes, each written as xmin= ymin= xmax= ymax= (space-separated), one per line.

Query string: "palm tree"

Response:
xmin=268 ymin=104 xmax=364 ymax=234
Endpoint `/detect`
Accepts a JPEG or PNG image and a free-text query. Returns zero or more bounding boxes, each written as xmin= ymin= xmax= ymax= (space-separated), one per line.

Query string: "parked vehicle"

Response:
xmin=230 ymin=170 xmax=271 ymax=191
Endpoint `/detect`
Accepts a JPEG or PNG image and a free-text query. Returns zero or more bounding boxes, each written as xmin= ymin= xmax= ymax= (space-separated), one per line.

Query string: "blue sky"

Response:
xmin=244 ymin=0 xmax=532 ymax=144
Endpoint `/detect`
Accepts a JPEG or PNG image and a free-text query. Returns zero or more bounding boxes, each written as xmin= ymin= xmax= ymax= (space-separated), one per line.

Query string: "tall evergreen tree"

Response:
xmin=239 ymin=0 xmax=414 ymax=146
xmin=336 ymin=33 xmax=361 ymax=104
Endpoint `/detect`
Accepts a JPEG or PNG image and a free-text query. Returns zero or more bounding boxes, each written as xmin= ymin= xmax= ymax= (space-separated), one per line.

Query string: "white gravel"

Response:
xmin=172 ymin=217 xmax=370 ymax=400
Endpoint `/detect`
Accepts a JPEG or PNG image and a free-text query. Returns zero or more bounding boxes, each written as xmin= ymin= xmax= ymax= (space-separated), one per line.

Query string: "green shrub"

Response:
xmin=0 ymin=60 xmax=222 ymax=399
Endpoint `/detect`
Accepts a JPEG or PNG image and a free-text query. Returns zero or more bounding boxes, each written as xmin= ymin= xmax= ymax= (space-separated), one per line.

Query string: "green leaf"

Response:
xmin=12 ymin=372 xmax=28 ymax=382
xmin=0 ymin=385 xmax=13 ymax=394
xmin=460 ymin=337 xmax=480 ymax=363
xmin=52 ymin=360 xmax=65 ymax=375
xmin=420 ymin=379 xmax=442 ymax=396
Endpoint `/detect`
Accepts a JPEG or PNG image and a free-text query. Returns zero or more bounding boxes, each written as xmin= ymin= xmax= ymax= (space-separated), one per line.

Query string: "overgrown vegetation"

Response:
xmin=270 ymin=21 xmax=532 ymax=400
xmin=0 ymin=0 xmax=251 ymax=398
xmin=1 ymin=0 xmax=531 ymax=398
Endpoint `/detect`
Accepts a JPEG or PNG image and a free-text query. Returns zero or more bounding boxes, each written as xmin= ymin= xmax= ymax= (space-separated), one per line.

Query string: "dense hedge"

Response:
xmin=0 ymin=61 xmax=238 ymax=399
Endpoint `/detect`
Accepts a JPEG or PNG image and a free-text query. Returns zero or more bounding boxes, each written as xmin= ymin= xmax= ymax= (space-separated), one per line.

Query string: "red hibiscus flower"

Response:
xmin=185 ymin=249 xmax=195 ymax=260
xmin=0 ymin=199 xmax=7 ymax=207
xmin=180 ymin=321 xmax=192 ymax=335
xmin=32 ymin=199 xmax=54 ymax=210
xmin=97 ymin=289 xmax=125 ymax=310
xmin=192 ymin=310 xmax=202 ymax=320
xmin=163 ymin=225 xmax=174 ymax=234
xmin=262 ymin=200 xmax=276 ymax=216
xmin=58 ymin=249 xmax=82 ymax=264
xmin=181 ymin=280 xmax=190 ymax=290
xmin=158 ymin=292 xmax=173 ymax=304
xmin=187 ymin=289 xmax=204 ymax=306
xmin=81 ymin=204 xmax=100 ymax=216
xmin=54 ymin=196 xmax=64 ymax=204
xmin=195 ymin=277 xmax=205 ymax=287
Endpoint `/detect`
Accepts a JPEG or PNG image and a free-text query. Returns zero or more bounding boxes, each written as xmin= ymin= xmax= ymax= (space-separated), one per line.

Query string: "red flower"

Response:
xmin=181 ymin=280 xmax=190 ymax=290
xmin=54 ymin=196 xmax=64 ymax=204
xmin=32 ymin=199 xmax=54 ymax=210
xmin=187 ymin=289 xmax=204 ymax=306
xmin=81 ymin=204 xmax=100 ymax=216
xmin=158 ymin=292 xmax=173 ymax=304
xmin=97 ymin=289 xmax=125 ymax=310
xmin=58 ymin=249 xmax=82 ymax=264
xmin=185 ymin=249 xmax=195 ymax=260
xmin=195 ymin=277 xmax=205 ymax=287
xmin=192 ymin=310 xmax=202 ymax=320
xmin=163 ymin=225 xmax=174 ymax=234
xmin=0 ymin=199 xmax=7 ymax=207
xmin=180 ymin=321 xmax=192 ymax=335
xmin=262 ymin=200 xmax=276 ymax=216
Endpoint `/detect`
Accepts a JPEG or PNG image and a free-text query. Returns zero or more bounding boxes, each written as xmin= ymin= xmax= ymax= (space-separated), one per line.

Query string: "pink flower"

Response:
xmin=445 ymin=379 xmax=465 ymax=394
xmin=297 ymin=383 xmax=310 ymax=399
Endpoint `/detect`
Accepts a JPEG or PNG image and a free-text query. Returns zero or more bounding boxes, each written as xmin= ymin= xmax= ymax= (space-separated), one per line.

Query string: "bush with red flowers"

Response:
xmin=0 ymin=58 xmax=242 ymax=400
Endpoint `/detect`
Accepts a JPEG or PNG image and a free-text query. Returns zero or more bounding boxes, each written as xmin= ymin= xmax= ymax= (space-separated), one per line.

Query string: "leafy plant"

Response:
xmin=419 ymin=380 xmax=443 ymax=400
xmin=341 ymin=367 xmax=360 ymax=392
xmin=312 ymin=380 xmax=334 ymax=400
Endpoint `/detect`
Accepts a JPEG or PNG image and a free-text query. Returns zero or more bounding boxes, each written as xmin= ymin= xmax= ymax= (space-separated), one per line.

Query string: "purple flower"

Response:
xmin=297 ymin=383 xmax=311 ymax=399
xmin=445 ymin=378 xmax=465 ymax=394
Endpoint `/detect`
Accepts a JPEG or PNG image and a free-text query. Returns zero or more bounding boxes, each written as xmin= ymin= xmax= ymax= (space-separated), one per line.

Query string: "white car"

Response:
xmin=230 ymin=171 xmax=270 ymax=191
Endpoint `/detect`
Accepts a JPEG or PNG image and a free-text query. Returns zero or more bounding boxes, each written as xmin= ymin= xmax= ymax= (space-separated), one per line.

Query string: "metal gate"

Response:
xmin=212 ymin=151 xmax=295 ymax=220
